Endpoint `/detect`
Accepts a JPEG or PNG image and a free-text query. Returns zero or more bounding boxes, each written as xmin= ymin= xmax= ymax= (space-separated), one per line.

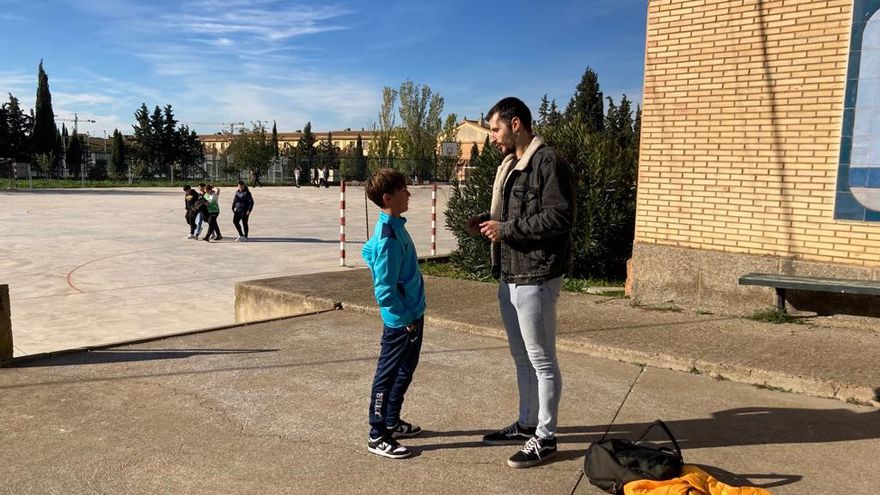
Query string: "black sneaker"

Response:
xmin=507 ymin=436 xmax=557 ymax=468
xmin=367 ymin=435 xmax=411 ymax=459
xmin=388 ymin=420 xmax=422 ymax=438
xmin=482 ymin=422 xmax=536 ymax=445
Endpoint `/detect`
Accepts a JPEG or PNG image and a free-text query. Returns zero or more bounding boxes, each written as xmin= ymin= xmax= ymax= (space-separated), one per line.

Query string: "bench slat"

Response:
xmin=738 ymin=273 xmax=880 ymax=295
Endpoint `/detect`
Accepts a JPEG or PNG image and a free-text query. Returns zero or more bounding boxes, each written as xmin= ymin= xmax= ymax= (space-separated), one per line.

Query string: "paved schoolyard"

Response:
xmin=0 ymin=185 xmax=455 ymax=356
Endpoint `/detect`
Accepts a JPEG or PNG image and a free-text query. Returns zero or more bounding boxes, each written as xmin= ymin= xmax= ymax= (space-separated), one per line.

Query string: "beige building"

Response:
xmin=200 ymin=129 xmax=374 ymax=156
xmin=632 ymin=0 xmax=880 ymax=314
xmin=198 ymin=118 xmax=490 ymax=179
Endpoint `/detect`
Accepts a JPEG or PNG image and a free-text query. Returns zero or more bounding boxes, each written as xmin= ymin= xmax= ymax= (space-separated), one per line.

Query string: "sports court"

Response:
xmin=0 ymin=185 xmax=454 ymax=356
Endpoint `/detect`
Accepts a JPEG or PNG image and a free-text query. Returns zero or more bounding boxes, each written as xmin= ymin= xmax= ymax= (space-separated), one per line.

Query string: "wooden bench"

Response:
xmin=738 ymin=273 xmax=880 ymax=313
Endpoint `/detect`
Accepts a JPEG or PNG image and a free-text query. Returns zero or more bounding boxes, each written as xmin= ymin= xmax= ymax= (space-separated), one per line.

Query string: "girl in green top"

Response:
xmin=203 ymin=185 xmax=223 ymax=241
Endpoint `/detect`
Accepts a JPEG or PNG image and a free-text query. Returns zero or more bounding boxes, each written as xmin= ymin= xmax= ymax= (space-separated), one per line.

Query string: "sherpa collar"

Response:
xmin=489 ymin=135 xmax=545 ymax=221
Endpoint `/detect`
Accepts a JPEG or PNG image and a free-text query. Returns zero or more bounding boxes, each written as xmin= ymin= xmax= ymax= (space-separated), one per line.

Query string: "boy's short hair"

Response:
xmin=198 ymin=182 xmax=206 ymax=188
xmin=183 ymin=185 xmax=191 ymax=191
xmin=366 ymin=168 xmax=407 ymax=208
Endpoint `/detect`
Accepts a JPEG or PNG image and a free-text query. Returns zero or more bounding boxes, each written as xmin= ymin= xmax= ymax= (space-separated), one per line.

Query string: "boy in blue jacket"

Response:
xmin=362 ymin=168 xmax=427 ymax=459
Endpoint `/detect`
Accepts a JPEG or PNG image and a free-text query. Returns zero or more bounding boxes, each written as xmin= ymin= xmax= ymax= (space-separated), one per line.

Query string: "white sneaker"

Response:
xmin=236 ymin=236 xmax=242 ymax=241
xmin=241 ymin=236 xmax=248 ymax=242
xmin=367 ymin=436 xmax=411 ymax=459
xmin=187 ymin=234 xmax=194 ymax=239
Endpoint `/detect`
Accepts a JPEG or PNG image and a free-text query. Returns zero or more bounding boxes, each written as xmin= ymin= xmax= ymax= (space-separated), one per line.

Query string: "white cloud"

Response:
xmin=55 ymin=91 xmax=115 ymax=106
xmin=209 ymin=37 xmax=234 ymax=47
xmin=0 ymin=70 xmax=33 ymax=97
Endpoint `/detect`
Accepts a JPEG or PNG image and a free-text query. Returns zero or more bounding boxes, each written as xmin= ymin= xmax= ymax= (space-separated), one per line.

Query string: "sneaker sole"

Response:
xmin=367 ymin=446 xmax=412 ymax=459
xmin=507 ymin=450 xmax=557 ymax=468
xmin=390 ymin=429 xmax=422 ymax=439
xmin=482 ymin=437 xmax=531 ymax=446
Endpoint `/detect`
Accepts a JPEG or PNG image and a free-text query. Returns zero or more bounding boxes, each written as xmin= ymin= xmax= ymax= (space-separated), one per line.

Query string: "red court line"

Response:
xmin=65 ymin=246 xmax=175 ymax=293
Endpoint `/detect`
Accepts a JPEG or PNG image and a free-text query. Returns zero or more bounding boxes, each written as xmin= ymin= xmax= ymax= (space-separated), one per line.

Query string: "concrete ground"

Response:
xmin=2 ymin=310 xmax=878 ymax=494
xmin=0 ymin=186 xmax=454 ymax=356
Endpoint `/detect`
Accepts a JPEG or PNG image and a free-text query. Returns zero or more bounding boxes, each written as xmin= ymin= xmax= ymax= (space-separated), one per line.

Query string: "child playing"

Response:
xmin=361 ymin=168 xmax=426 ymax=459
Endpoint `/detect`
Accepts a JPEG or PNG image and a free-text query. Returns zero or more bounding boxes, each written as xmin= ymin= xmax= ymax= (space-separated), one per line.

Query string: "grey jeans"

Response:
xmin=498 ymin=276 xmax=563 ymax=439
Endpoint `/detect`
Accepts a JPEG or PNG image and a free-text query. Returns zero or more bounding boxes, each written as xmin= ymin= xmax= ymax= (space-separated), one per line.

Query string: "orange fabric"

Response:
xmin=623 ymin=465 xmax=773 ymax=495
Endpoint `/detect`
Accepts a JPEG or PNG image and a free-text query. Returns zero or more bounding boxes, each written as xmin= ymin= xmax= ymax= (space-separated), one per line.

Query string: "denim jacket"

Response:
xmin=480 ymin=138 xmax=576 ymax=283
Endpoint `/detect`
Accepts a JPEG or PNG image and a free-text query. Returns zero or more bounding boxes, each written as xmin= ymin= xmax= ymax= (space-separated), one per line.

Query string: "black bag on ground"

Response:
xmin=584 ymin=419 xmax=683 ymax=494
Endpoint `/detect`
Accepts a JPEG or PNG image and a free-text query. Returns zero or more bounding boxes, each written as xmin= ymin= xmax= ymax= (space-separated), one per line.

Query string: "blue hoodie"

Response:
xmin=362 ymin=211 xmax=426 ymax=328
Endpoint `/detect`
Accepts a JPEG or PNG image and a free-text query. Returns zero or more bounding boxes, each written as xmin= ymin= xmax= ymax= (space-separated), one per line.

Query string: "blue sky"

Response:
xmin=0 ymin=0 xmax=648 ymax=137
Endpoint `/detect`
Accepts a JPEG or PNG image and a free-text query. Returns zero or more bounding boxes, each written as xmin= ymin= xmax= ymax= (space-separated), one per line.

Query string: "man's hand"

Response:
xmin=479 ymin=220 xmax=502 ymax=242
xmin=405 ymin=322 xmax=418 ymax=332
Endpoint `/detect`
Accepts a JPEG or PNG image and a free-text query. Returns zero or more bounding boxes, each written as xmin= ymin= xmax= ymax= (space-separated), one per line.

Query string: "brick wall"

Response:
xmin=637 ymin=0 xmax=880 ymax=266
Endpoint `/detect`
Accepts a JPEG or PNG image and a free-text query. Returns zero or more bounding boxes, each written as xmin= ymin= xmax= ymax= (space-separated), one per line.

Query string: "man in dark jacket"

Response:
xmin=467 ymin=97 xmax=575 ymax=469
xmin=232 ymin=180 xmax=254 ymax=241
xmin=183 ymin=185 xmax=201 ymax=239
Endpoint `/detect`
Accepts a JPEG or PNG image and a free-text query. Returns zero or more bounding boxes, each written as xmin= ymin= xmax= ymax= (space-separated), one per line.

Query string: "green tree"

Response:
xmin=131 ymin=103 xmax=154 ymax=177
xmin=605 ymin=95 xmax=635 ymax=150
xmin=566 ymin=67 xmax=604 ymax=133
xmin=223 ymin=122 xmax=274 ymax=181
xmin=31 ymin=60 xmax=58 ymax=165
xmin=542 ymin=118 xmax=637 ymax=280
xmin=445 ymin=137 xmax=502 ymax=278
xmin=4 ymin=93 xmax=32 ymax=162
xmin=177 ymin=126 xmax=204 ymax=179
xmin=0 ymin=105 xmax=8 ymax=160
xmin=297 ymin=121 xmax=317 ymax=175
xmin=316 ymin=131 xmax=339 ymax=171
xmin=33 ymin=152 xmax=54 ymax=178
xmin=271 ymin=120 xmax=279 ymax=158
xmin=66 ymin=131 xmax=82 ymax=178
xmin=111 ymin=129 xmax=127 ymax=178
xmin=367 ymin=86 xmax=399 ymax=171
xmin=353 ymin=134 xmax=368 ymax=180
xmin=162 ymin=104 xmax=178 ymax=177
xmin=437 ymin=113 xmax=459 ymax=181
xmin=396 ymin=80 xmax=443 ymax=180
xmin=53 ymin=125 xmax=64 ymax=177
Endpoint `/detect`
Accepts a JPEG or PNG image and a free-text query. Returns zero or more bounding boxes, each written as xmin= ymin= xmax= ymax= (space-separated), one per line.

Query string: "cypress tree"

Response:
xmin=0 ymin=105 xmax=9 ymax=160
xmin=298 ymin=121 xmax=316 ymax=175
xmin=354 ymin=134 xmax=367 ymax=180
xmin=32 ymin=60 xmax=58 ymax=159
xmin=271 ymin=120 xmax=279 ymax=158
xmin=566 ymin=67 xmax=604 ymax=133
xmin=66 ymin=132 xmax=82 ymax=177
xmin=111 ymin=129 xmax=127 ymax=178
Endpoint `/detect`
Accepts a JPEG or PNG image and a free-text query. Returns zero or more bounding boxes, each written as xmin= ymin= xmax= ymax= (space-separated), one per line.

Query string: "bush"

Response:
xmin=540 ymin=119 xmax=637 ymax=280
xmin=444 ymin=138 xmax=500 ymax=278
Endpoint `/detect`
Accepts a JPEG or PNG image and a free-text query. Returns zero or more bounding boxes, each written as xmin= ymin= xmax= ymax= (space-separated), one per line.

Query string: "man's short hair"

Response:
xmin=198 ymin=182 xmax=206 ymax=188
xmin=487 ymin=97 xmax=533 ymax=133
xmin=366 ymin=168 xmax=407 ymax=208
xmin=238 ymin=180 xmax=245 ymax=186
xmin=183 ymin=185 xmax=191 ymax=191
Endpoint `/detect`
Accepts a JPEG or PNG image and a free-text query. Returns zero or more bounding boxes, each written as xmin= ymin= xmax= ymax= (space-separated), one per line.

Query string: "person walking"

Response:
xmin=183 ymin=185 xmax=200 ymax=239
xmin=232 ymin=180 xmax=254 ymax=241
xmin=202 ymin=185 xmax=223 ymax=242
xmin=192 ymin=183 xmax=208 ymax=240
xmin=467 ymin=97 xmax=575 ymax=468
xmin=294 ymin=166 xmax=301 ymax=188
